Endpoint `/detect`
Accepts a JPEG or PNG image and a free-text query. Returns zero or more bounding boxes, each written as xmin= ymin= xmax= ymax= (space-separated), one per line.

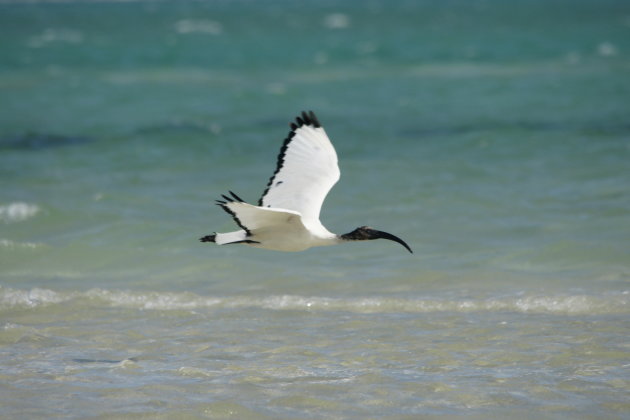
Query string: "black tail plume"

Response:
xmin=200 ymin=234 xmax=216 ymax=243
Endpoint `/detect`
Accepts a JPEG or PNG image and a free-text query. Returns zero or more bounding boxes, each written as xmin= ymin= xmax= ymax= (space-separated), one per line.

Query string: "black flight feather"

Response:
xmin=258 ymin=110 xmax=322 ymax=206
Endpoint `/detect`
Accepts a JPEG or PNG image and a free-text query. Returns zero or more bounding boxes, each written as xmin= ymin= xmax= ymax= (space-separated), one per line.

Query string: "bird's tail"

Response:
xmin=200 ymin=230 xmax=257 ymax=245
xmin=199 ymin=234 xmax=216 ymax=243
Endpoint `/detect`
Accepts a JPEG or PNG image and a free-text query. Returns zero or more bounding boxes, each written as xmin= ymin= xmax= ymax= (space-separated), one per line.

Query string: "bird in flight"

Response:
xmin=200 ymin=111 xmax=412 ymax=253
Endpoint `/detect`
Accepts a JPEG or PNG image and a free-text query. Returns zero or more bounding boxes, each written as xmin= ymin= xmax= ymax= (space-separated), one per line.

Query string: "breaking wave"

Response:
xmin=0 ymin=287 xmax=627 ymax=316
xmin=0 ymin=202 xmax=39 ymax=223
xmin=0 ymin=239 xmax=42 ymax=249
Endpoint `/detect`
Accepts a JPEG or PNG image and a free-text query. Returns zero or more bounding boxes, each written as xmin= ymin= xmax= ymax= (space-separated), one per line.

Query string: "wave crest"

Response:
xmin=1 ymin=287 xmax=627 ymax=315
xmin=0 ymin=202 xmax=39 ymax=223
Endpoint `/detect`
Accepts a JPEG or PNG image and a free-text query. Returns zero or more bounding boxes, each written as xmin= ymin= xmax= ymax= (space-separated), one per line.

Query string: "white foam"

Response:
xmin=27 ymin=28 xmax=83 ymax=48
xmin=174 ymin=19 xmax=223 ymax=35
xmin=0 ymin=239 xmax=42 ymax=249
xmin=247 ymin=294 xmax=630 ymax=315
xmin=597 ymin=42 xmax=618 ymax=57
xmin=323 ymin=13 xmax=350 ymax=29
xmin=0 ymin=287 xmax=67 ymax=308
xmin=84 ymin=289 xmax=222 ymax=310
xmin=0 ymin=202 xmax=40 ymax=223
xmin=1 ymin=287 xmax=627 ymax=315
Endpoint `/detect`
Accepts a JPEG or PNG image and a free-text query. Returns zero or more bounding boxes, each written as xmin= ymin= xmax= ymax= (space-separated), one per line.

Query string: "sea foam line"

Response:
xmin=0 ymin=287 xmax=627 ymax=315
xmin=0 ymin=202 xmax=40 ymax=223
xmin=0 ymin=239 xmax=43 ymax=249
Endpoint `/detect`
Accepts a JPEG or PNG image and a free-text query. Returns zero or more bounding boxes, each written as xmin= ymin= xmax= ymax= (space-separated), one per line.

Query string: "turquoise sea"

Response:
xmin=1 ymin=0 xmax=629 ymax=418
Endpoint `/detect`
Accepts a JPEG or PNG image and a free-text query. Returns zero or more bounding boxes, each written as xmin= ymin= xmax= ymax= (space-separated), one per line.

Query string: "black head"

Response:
xmin=341 ymin=226 xmax=413 ymax=253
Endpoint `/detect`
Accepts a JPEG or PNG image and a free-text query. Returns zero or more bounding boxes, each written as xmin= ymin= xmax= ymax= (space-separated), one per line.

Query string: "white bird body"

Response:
xmin=201 ymin=111 xmax=412 ymax=254
xmin=213 ymin=203 xmax=339 ymax=252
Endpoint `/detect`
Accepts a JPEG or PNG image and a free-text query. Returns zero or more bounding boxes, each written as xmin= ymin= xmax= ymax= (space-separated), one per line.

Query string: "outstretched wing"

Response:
xmin=217 ymin=193 xmax=303 ymax=233
xmin=258 ymin=111 xmax=340 ymax=223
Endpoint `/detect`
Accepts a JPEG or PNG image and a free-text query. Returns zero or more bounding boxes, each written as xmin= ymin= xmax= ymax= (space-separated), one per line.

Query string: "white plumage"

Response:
xmin=200 ymin=111 xmax=412 ymax=254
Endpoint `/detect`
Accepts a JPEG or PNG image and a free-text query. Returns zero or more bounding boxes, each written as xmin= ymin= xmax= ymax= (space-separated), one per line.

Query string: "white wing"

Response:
xmin=216 ymin=200 xmax=315 ymax=251
xmin=220 ymin=201 xmax=303 ymax=232
xmin=258 ymin=111 xmax=340 ymax=223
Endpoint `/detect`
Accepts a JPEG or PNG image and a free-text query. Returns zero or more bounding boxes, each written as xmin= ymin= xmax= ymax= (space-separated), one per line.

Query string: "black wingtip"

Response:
xmin=229 ymin=191 xmax=245 ymax=202
xmin=215 ymin=198 xmax=252 ymax=235
xmin=295 ymin=110 xmax=322 ymax=129
xmin=307 ymin=110 xmax=321 ymax=128
xmin=301 ymin=111 xmax=310 ymax=125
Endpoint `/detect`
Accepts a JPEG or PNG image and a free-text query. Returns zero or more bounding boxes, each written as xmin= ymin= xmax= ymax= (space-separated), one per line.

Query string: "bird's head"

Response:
xmin=341 ymin=226 xmax=413 ymax=253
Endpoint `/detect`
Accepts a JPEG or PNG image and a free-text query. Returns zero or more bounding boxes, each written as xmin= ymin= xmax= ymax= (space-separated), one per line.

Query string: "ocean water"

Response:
xmin=1 ymin=0 xmax=629 ymax=418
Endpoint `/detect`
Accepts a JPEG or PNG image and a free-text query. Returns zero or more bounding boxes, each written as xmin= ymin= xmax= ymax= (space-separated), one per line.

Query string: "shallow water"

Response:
xmin=1 ymin=0 xmax=629 ymax=418
xmin=1 ymin=287 xmax=629 ymax=419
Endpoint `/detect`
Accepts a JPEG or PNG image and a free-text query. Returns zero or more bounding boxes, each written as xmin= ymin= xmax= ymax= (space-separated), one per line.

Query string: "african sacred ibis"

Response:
xmin=200 ymin=111 xmax=412 ymax=253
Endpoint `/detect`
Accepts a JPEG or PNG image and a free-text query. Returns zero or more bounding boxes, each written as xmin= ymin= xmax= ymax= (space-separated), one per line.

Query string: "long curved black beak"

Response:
xmin=373 ymin=230 xmax=413 ymax=253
